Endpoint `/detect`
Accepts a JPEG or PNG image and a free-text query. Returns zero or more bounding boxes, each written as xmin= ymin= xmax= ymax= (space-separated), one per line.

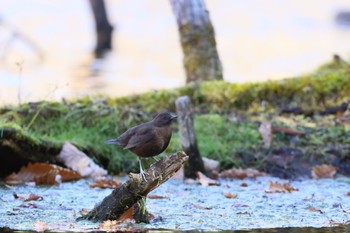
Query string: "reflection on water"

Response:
xmin=1 ymin=0 xmax=350 ymax=106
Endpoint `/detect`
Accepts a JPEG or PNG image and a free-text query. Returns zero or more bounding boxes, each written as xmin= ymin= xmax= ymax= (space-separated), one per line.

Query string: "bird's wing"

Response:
xmin=124 ymin=126 xmax=155 ymax=149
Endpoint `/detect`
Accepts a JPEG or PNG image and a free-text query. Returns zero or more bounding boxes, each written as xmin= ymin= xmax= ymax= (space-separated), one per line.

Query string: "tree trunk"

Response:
xmin=89 ymin=0 xmax=114 ymax=58
xmin=175 ymin=96 xmax=205 ymax=178
xmin=169 ymin=0 xmax=223 ymax=84
xmin=77 ymin=151 xmax=188 ymax=222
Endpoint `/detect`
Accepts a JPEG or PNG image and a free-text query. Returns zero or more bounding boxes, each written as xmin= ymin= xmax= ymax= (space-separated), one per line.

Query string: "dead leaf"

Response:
xmin=89 ymin=177 xmax=122 ymax=189
xmin=14 ymin=193 xmax=43 ymax=202
xmin=148 ymin=194 xmax=169 ymax=199
xmin=34 ymin=221 xmax=47 ymax=232
xmin=308 ymin=206 xmax=323 ymax=213
xmin=241 ymin=182 xmax=248 ymax=187
xmin=259 ymin=121 xmax=272 ymax=147
xmin=311 ymin=164 xmax=337 ymax=179
xmin=224 ymin=192 xmax=237 ymax=199
xmin=236 ymin=211 xmax=251 ymax=215
xmin=5 ymin=163 xmax=81 ymax=186
xmin=346 ymin=192 xmax=350 ymax=196
xmin=196 ymin=171 xmax=220 ymax=186
xmin=118 ymin=207 xmax=134 ymax=221
xmin=220 ymin=168 xmax=266 ymax=179
xmin=56 ymin=142 xmax=107 ymax=178
xmin=272 ymin=126 xmax=305 ymax=136
xmin=266 ymin=181 xmax=299 ymax=193
xmin=19 ymin=203 xmax=38 ymax=208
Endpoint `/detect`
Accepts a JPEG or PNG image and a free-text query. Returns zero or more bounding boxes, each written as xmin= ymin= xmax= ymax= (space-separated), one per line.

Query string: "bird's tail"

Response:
xmin=105 ymin=138 xmax=120 ymax=145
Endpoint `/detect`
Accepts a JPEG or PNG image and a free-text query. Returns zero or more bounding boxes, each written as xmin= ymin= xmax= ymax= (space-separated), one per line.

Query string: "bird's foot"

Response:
xmin=140 ymin=170 xmax=148 ymax=182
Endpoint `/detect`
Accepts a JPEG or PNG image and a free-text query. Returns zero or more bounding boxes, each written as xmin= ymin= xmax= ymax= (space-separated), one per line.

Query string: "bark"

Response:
xmin=175 ymin=96 xmax=205 ymax=178
xmin=169 ymin=0 xmax=223 ymax=84
xmin=77 ymin=151 xmax=188 ymax=222
xmin=89 ymin=0 xmax=114 ymax=58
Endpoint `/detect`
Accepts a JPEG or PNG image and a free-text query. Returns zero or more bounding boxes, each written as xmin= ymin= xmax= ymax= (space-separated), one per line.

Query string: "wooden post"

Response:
xmin=175 ymin=96 xmax=205 ymax=178
xmin=77 ymin=151 xmax=188 ymax=222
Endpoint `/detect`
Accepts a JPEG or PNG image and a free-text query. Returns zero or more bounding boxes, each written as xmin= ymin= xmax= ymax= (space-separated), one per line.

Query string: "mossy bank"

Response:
xmin=1 ymin=59 xmax=350 ymax=178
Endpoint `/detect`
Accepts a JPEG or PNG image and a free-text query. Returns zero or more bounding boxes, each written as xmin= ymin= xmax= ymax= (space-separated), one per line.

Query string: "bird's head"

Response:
xmin=152 ymin=111 xmax=177 ymax=127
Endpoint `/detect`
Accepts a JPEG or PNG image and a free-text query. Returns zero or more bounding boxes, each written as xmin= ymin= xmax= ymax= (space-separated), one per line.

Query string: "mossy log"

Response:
xmin=78 ymin=151 xmax=188 ymax=222
xmin=0 ymin=126 xmax=62 ymax=177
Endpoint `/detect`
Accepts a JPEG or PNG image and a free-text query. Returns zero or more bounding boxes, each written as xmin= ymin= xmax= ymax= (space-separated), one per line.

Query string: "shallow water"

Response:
xmin=1 ymin=177 xmax=350 ymax=231
xmin=1 ymin=0 xmax=350 ymax=105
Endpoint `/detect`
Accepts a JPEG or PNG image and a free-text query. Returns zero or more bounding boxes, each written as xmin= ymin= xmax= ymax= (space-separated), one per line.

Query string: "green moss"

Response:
xmin=1 ymin=59 xmax=350 ymax=174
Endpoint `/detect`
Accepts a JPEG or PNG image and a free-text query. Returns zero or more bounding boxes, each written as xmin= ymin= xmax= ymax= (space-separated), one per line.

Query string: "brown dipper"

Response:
xmin=105 ymin=111 xmax=177 ymax=181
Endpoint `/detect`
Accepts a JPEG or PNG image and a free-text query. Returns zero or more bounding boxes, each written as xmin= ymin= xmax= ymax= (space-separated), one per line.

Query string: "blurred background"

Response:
xmin=1 ymin=0 xmax=350 ymax=106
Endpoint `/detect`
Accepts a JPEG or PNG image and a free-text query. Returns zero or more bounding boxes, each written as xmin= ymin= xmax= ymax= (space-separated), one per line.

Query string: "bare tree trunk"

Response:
xmin=169 ymin=0 xmax=223 ymax=84
xmin=89 ymin=0 xmax=113 ymax=58
xmin=175 ymin=96 xmax=205 ymax=178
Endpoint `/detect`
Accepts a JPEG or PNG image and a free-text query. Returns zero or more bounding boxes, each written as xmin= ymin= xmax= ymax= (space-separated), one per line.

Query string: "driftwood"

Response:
xmin=175 ymin=96 xmax=205 ymax=178
xmin=78 ymin=151 xmax=188 ymax=222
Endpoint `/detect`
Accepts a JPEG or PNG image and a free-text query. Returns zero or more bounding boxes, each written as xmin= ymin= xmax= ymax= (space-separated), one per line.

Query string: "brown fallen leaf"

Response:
xmin=14 ymin=193 xmax=43 ymax=202
xmin=220 ymin=168 xmax=266 ymax=179
xmin=272 ymin=126 xmax=305 ymax=136
xmin=193 ymin=203 xmax=212 ymax=210
xmin=196 ymin=171 xmax=220 ymax=186
xmin=224 ymin=192 xmax=237 ymax=199
xmin=148 ymin=194 xmax=169 ymax=199
xmin=236 ymin=211 xmax=251 ymax=215
xmin=259 ymin=121 xmax=272 ymax=147
xmin=346 ymin=192 xmax=350 ymax=196
xmin=89 ymin=177 xmax=122 ymax=189
xmin=266 ymin=181 xmax=299 ymax=193
xmin=311 ymin=164 xmax=337 ymax=179
xmin=5 ymin=162 xmax=82 ymax=185
xmin=308 ymin=206 xmax=323 ymax=213
xmin=19 ymin=203 xmax=38 ymax=208
xmin=241 ymin=182 xmax=248 ymax=187
xmin=118 ymin=207 xmax=134 ymax=221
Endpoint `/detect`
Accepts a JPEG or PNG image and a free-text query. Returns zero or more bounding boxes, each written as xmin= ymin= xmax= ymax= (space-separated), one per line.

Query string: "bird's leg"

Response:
xmin=139 ymin=159 xmax=147 ymax=182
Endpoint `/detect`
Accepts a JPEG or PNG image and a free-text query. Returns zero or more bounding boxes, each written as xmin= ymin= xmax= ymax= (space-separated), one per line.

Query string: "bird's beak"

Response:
xmin=105 ymin=138 xmax=118 ymax=144
xmin=170 ymin=113 xmax=177 ymax=120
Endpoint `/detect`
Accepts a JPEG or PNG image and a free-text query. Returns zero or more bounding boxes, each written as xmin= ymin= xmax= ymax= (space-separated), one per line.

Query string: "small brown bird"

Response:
xmin=105 ymin=111 xmax=177 ymax=181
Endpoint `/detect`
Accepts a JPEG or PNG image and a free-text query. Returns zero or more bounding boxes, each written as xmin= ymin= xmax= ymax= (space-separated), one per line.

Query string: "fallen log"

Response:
xmin=78 ymin=151 xmax=188 ymax=222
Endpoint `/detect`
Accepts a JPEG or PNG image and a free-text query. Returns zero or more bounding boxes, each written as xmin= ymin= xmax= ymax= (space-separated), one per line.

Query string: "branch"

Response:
xmin=78 ymin=151 xmax=188 ymax=222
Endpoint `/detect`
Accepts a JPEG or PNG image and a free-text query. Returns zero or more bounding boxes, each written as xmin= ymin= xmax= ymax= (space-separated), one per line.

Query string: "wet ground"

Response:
xmin=1 ymin=176 xmax=350 ymax=232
